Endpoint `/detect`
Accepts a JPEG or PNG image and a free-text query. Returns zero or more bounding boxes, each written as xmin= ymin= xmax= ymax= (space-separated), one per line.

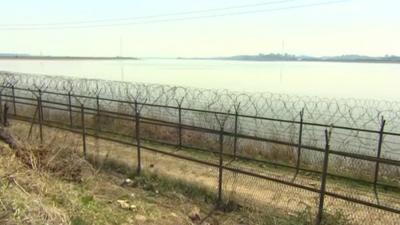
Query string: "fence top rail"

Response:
xmin=2 ymin=85 xmax=400 ymax=137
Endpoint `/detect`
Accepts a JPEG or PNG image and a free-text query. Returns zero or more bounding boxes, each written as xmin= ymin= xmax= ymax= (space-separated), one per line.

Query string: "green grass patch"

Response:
xmin=71 ymin=216 xmax=88 ymax=225
xmin=80 ymin=195 xmax=94 ymax=206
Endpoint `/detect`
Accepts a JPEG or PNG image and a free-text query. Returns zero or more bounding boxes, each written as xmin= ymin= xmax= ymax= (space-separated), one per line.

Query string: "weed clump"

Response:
xmin=14 ymin=138 xmax=94 ymax=182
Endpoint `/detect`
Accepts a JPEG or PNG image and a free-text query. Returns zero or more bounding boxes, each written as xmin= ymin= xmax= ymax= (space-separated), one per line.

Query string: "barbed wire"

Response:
xmin=1 ymin=71 xmax=399 ymax=160
xmin=1 ymin=71 xmax=398 ymax=130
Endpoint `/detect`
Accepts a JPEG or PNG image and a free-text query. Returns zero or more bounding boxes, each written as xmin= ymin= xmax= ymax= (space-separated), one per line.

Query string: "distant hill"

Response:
xmin=180 ymin=53 xmax=400 ymax=64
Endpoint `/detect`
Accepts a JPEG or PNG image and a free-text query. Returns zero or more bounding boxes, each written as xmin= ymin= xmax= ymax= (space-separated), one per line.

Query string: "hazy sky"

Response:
xmin=0 ymin=0 xmax=399 ymax=57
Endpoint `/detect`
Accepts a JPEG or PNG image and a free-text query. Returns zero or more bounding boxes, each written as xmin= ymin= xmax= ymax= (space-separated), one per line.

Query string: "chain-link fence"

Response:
xmin=0 ymin=72 xmax=399 ymax=224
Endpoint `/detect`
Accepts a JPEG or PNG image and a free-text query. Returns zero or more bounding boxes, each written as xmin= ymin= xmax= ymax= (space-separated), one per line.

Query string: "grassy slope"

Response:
xmin=0 ymin=134 xmax=334 ymax=225
xmin=0 ymin=143 xmax=185 ymax=225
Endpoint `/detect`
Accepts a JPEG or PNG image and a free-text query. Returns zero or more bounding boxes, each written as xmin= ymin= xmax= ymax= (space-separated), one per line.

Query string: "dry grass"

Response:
xmin=2 ymin=119 xmax=399 ymax=225
xmin=1 ymin=122 xmax=326 ymax=225
xmin=0 ymin=130 xmax=212 ymax=225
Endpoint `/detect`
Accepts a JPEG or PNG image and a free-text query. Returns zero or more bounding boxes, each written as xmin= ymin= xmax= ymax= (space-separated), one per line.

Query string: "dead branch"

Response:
xmin=0 ymin=127 xmax=20 ymax=150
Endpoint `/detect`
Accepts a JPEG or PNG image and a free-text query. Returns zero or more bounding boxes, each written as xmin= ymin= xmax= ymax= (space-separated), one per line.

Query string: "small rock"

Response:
xmin=121 ymin=178 xmax=134 ymax=186
xmin=129 ymin=204 xmax=137 ymax=211
xmin=155 ymin=190 xmax=159 ymax=194
xmin=117 ymin=200 xmax=130 ymax=209
xmin=170 ymin=212 xmax=178 ymax=218
xmin=188 ymin=206 xmax=201 ymax=221
xmin=7 ymin=175 xmax=16 ymax=183
xmin=130 ymin=193 xmax=136 ymax=198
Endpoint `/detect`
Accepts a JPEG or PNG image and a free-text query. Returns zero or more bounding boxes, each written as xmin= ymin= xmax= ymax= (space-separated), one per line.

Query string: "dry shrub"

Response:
xmin=240 ymin=141 xmax=296 ymax=164
xmin=141 ymin=123 xmax=178 ymax=143
xmin=15 ymin=138 xmax=94 ymax=182
xmin=183 ymin=130 xmax=219 ymax=150
xmin=0 ymin=145 xmax=70 ymax=225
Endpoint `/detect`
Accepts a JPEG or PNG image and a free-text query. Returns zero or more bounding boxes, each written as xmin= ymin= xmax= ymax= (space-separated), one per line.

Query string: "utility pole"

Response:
xmin=119 ymin=36 xmax=125 ymax=81
xmin=279 ymin=40 xmax=285 ymax=85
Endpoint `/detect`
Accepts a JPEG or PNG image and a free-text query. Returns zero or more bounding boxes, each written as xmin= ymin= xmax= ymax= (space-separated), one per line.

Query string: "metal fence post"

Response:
xmin=177 ymin=102 xmax=183 ymax=149
xmin=37 ymin=95 xmax=43 ymax=144
xmin=217 ymin=126 xmax=224 ymax=206
xmin=374 ymin=117 xmax=386 ymax=189
xmin=0 ymin=90 xmax=3 ymax=124
xmin=3 ymin=102 xmax=9 ymax=127
xmin=11 ymin=86 xmax=16 ymax=116
xmin=81 ymin=104 xmax=87 ymax=159
xmin=38 ymin=89 xmax=44 ymax=122
xmin=233 ymin=110 xmax=239 ymax=159
xmin=316 ymin=129 xmax=330 ymax=225
xmin=135 ymin=101 xmax=141 ymax=174
xmin=68 ymin=91 xmax=73 ymax=127
xmin=296 ymin=108 xmax=304 ymax=174
xmin=96 ymin=95 xmax=100 ymax=115
xmin=96 ymin=95 xmax=101 ymax=134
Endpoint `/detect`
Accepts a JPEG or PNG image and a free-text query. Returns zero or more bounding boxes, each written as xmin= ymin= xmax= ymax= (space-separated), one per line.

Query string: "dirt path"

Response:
xmin=7 ymin=120 xmax=400 ymax=225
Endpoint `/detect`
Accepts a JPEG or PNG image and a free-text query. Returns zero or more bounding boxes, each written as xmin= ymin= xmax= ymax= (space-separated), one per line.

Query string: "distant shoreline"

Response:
xmin=0 ymin=56 xmax=138 ymax=61
xmin=177 ymin=53 xmax=400 ymax=64
xmin=1 ymin=55 xmax=399 ymax=64
xmin=178 ymin=57 xmax=400 ymax=65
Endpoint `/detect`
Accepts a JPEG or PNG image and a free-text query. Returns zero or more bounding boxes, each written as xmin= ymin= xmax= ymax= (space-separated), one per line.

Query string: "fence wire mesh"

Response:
xmin=0 ymin=71 xmax=400 ymax=224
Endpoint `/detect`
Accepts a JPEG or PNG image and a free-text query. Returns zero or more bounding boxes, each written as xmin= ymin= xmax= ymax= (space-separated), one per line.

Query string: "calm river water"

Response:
xmin=0 ymin=59 xmax=399 ymax=100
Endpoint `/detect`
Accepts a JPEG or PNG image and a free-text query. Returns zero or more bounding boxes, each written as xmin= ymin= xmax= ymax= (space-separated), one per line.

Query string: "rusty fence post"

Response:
xmin=96 ymin=95 xmax=101 ymax=135
xmin=96 ymin=95 xmax=100 ymax=115
xmin=37 ymin=95 xmax=43 ymax=144
xmin=11 ymin=86 xmax=16 ymax=116
xmin=233 ymin=110 xmax=239 ymax=159
xmin=316 ymin=129 xmax=331 ymax=225
xmin=177 ymin=102 xmax=182 ymax=149
xmin=0 ymin=90 xmax=3 ymax=124
xmin=38 ymin=89 xmax=44 ymax=122
xmin=81 ymin=104 xmax=87 ymax=159
xmin=135 ymin=101 xmax=141 ymax=174
xmin=3 ymin=102 xmax=9 ymax=127
xmin=217 ymin=126 xmax=224 ymax=206
xmin=296 ymin=108 xmax=304 ymax=175
xmin=68 ymin=92 xmax=73 ymax=127
xmin=374 ymin=117 xmax=386 ymax=189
